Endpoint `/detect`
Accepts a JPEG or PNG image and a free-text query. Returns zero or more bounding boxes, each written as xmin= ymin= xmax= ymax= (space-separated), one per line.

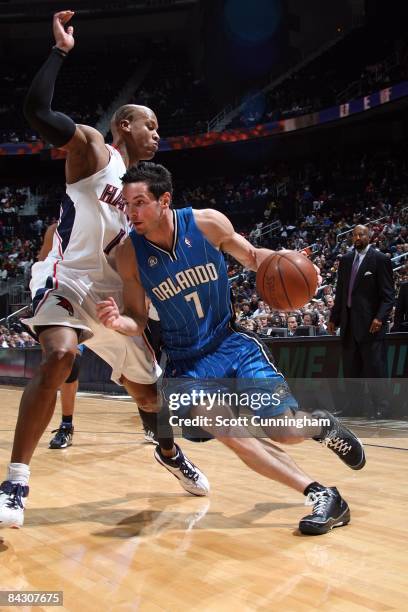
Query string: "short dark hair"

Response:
xmin=121 ymin=162 xmax=173 ymax=200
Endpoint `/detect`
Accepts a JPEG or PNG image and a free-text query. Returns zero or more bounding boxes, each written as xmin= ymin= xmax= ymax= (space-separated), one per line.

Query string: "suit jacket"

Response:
xmin=330 ymin=246 xmax=395 ymax=342
xmin=394 ymin=281 xmax=408 ymax=331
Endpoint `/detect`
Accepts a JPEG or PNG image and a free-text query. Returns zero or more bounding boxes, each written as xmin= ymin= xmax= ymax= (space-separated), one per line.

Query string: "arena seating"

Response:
xmin=228 ymin=26 xmax=408 ymax=129
xmin=1 ymin=147 xmax=406 ymax=339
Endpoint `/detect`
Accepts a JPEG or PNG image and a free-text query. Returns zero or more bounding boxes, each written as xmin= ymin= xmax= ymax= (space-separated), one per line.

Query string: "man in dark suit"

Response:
xmin=328 ymin=225 xmax=395 ymax=417
xmin=393 ymin=281 xmax=408 ymax=332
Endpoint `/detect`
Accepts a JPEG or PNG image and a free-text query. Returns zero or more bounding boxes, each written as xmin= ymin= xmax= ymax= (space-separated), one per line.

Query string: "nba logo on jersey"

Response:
xmin=148 ymin=256 xmax=158 ymax=267
xmin=185 ymin=237 xmax=192 ymax=247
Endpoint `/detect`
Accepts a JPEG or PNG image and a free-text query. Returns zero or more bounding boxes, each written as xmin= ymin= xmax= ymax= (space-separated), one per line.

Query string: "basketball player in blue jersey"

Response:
xmin=97 ymin=162 xmax=367 ymax=535
xmin=0 ymin=11 xmax=208 ymax=531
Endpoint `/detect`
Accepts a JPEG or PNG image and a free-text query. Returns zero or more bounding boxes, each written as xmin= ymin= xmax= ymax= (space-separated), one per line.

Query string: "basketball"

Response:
xmin=256 ymin=251 xmax=318 ymax=311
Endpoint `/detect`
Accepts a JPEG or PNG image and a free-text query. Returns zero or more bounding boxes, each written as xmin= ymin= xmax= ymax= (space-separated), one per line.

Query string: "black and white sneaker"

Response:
xmin=0 ymin=480 xmax=29 ymax=529
xmin=299 ymin=486 xmax=350 ymax=535
xmin=49 ymin=424 xmax=74 ymax=449
xmin=312 ymin=410 xmax=366 ymax=470
xmin=154 ymin=444 xmax=210 ymax=496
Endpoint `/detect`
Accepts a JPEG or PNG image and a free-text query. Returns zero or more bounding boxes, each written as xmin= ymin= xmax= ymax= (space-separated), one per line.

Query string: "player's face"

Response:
xmin=129 ymin=110 xmax=160 ymax=159
xmin=124 ymin=182 xmax=165 ymax=234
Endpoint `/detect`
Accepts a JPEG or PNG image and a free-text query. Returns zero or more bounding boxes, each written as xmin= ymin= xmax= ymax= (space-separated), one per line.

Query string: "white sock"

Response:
xmin=7 ymin=463 xmax=30 ymax=486
xmin=169 ymin=450 xmax=180 ymax=462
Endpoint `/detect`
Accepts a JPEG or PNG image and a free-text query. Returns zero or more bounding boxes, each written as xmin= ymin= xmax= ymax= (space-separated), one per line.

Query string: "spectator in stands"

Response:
xmin=287 ymin=315 xmax=298 ymax=337
xmin=269 ymin=313 xmax=285 ymax=328
xmin=302 ymin=311 xmax=315 ymax=327
xmin=243 ymin=319 xmax=258 ymax=334
xmin=316 ymin=314 xmax=329 ymax=336
xmin=252 ymin=300 xmax=267 ymax=318
xmin=256 ymin=316 xmax=272 ymax=337
xmin=239 ymin=303 xmax=252 ymax=321
xmin=328 ymin=225 xmax=395 ymax=418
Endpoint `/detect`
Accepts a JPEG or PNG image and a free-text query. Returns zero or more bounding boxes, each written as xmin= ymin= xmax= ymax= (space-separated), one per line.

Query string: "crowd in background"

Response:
xmin=0 ymin=324 xmax=36 ymax=348
xmin=1 ymin=145 xmax=407 ymax=345
xmin=2 ymin=24 xmax=408 ymax=144
xmin=0 ymin=40 xmax=212 ymax=144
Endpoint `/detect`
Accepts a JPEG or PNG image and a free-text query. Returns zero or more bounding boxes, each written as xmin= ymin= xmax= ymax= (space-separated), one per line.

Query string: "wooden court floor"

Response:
xmin=0 ymin=386 xmax=407 ymax=612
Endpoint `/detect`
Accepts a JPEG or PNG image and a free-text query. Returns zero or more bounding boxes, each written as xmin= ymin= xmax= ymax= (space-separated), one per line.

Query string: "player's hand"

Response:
xmin=327 ymin=321 xmax=337 ymax=335
xmin=96 ymin=297 xmax=122 ymax=330
xmin=53 ymin=10 xmax=75 ymax=53
xmin=369 ymin=318 xmax=382 ymax=334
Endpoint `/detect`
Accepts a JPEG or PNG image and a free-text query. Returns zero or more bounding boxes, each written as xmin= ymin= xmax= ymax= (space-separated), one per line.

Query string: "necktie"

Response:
xmin=347 ymin=255 xmax=360 ymax=307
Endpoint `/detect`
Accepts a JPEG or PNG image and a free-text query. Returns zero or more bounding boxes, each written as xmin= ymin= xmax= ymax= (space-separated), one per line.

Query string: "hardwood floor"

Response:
xmin=0 ymin=386 xmax=407 ymax=611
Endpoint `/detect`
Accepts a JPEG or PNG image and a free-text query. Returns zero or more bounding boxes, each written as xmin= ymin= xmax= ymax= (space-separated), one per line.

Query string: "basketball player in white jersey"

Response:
xmin=39 ymin=224 xmax=161 ymax=450
xmin=0 ymin=10 xmax=208 ymax=529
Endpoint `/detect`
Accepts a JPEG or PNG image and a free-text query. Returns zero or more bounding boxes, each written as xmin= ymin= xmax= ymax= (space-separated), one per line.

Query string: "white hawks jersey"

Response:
xmin=31 ymin=145 xmax=128 ymax=303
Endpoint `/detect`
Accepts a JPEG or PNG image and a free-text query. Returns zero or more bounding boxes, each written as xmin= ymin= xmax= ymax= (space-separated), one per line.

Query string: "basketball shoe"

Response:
xmin=49 ymin=424 xmax=74 ymax=449
xmin=312 ymin=409 xmax=366 ymax=470
xmin=299 ymin=486 xmax=350 ymax=535
xmin=0 ymin=481 xmax=29 ymax=529
xmin=154 ymin=444 xmax=209 ymax=496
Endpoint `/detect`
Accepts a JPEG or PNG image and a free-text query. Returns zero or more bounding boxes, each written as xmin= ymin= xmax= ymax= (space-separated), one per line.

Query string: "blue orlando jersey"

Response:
xmin=130 ymin=207 xmax=233 ymax=360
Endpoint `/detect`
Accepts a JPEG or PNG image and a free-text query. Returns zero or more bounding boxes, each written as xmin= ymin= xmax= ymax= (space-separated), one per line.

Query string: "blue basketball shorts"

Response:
xmin=163 ymin=327 xmax=298 ymax=422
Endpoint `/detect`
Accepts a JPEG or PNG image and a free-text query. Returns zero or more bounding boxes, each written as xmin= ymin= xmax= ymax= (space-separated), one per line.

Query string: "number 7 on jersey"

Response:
xmin=184 ymin=291 xmax=204 ymax=318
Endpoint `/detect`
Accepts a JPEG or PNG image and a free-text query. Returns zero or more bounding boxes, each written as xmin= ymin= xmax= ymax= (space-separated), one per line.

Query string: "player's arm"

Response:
xmin=23 ymin=11 xmax=107 ymax=181
xmin=194 ymin=209 xmax=274 ymax=271
xmin=37 ymin=223 xmax=58 ymax=261
xmin=96 ymin=238 xmax=148 ymax=336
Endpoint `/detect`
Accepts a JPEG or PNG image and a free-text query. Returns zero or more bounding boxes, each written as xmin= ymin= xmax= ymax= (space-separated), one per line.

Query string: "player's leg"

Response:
xmin=0 ymin=325 xmax=79 ymax=528
xmin=174 ymin=335 xmax=350 ymax=534
xmin=122 ymin=375 xmax=209 ymax=497
xmin=190 ymin=400 xmax=349 ymax=535
xmin=139 ymin=318 xmax=163 ymax=445
xmin=207 ymin=413 xmax=312 ymax=491
xmin=60 ymin=379 xmax=78 ymax=419
xmin=234 ymin=328 xmax=365 ymax=470
xmin=12 ymin=326 xmax=79 ymax=463
xmin=48 ymin=353 xmax=80 ymax=449
xmin=87 ymin=327 xmax=210 ymax=496
xmin=121 ymin=376 xmax=173 ymax=452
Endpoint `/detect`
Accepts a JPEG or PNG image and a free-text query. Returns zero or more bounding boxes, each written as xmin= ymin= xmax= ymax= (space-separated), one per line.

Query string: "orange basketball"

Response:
xmin=256 ymin=251 xmax=318 ymax=311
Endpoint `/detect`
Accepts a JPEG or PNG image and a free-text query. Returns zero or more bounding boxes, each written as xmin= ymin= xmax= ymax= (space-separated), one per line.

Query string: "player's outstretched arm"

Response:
xmin=23 ymin=11 xmax=106 ymax=181
xmin=194 ymin=208 xmax=274 ymax=271
xmin=24 ymin=11 xmax=80 ymax=149
xmin=96 ymin=238 xmax=148 ymax=336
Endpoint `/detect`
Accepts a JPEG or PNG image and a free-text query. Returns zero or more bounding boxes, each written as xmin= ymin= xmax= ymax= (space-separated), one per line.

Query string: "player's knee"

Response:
xmin=40 ymin=348 xmax=77 ymax=387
